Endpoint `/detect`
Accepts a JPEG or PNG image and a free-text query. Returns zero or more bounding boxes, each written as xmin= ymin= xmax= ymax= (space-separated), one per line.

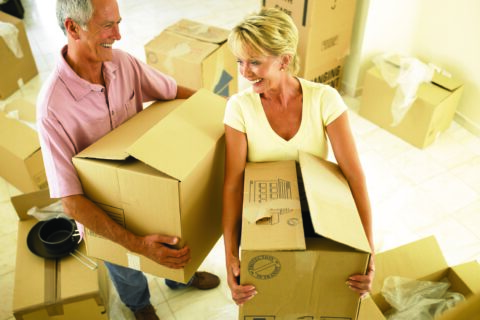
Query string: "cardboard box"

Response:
xmin=357 ymin=236 xmax=480 ymax=320
xmin=11 ymin=189 xmax=109 ymax=320
xmin=0 ymin=11 xmax=38 ymax=99
xmin=359 ymin=66 xmax=464 ymax=148
xmin=145 ymin=19 xmax=237 ymax=97
xmin=437 ymin=293 xmax=480 ymax=320
xmin=72 ymin=89 xmax=226 ymax=283
xmin=0 ymin=99 xmax=48 ymax=193
xmin=240 ymin=152 xmax=371 ymax=319
xmin=262 ymin=0 xmax=356 ymax=89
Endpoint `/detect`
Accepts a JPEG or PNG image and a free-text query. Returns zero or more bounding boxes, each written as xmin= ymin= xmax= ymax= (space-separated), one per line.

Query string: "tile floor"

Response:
xmin=1 ymin=0 xmax=480 ymax=319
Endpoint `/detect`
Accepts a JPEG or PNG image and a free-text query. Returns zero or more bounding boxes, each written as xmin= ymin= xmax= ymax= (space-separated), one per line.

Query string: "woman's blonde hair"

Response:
xmin=228 ymin=8 xmax=300 ymax=75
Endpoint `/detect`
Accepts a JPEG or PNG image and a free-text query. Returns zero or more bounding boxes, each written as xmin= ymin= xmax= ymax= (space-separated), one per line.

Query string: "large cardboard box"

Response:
xmin=0 ymin=99 xmax=48 ymax=193
xmin=145 ymin=19 xmax=237 ymax=97
xmin=262 ymin=0 xmax=356 ymax=89
xmin=240 ymin=152 xmax=371 ymax=319
xmin=357 ymin=236 xmax=480 ymax=320
xmin=72 ymin=89 xmax=226 ymax=283
xmin=359 ymin=66 xmax=464 ymax=149
xmin=0 ymin=11 xmax=38 ymax=99
xmin=11 ymin=189 xmax=109 ymax=320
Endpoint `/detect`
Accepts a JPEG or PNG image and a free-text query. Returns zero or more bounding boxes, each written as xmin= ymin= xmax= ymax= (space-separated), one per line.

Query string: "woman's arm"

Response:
xmin=222 ymin=125 xmax=257 ymax=305
xmin=326 ymin=111 xmax=375 ymax=296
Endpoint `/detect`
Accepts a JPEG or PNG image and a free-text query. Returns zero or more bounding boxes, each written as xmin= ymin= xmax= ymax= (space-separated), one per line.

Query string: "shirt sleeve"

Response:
xmin=37 ymin=115 xmax=83 ymax=198
xmin=321 ymin=85 xmax=348 ymax=126
xmin=125 ymin=52 xmax=178 ymax=102
xmin=224 ymin=95 xmax=246 ymax=133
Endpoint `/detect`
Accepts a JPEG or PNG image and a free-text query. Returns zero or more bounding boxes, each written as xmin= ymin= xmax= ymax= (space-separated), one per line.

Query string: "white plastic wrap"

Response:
xmin=0 ymin=20 xmax=24 ymax=58
xmin=381 ymin=276 xmax=465 ymax=320
xmin=373 ymin=53 xmax=435 ymax=126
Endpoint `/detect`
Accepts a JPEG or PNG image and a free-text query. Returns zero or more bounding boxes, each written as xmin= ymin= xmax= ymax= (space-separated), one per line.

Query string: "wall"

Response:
xmin=343 ymin=0 xmax=480 ymax=136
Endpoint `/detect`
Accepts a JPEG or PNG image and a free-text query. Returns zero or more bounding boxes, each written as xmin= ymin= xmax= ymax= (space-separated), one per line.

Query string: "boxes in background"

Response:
xmin=0 ymin=99 xmax=47 ymax=193
xmin=358 ymin=236 xmax=480 ymax=320
xmin=262 ymin=0 xmax=357 ymax=90
xmin=0 ymin=11 xmax=38 ymax=99
xmin=240 ymin=152 xmax=371 ymax=319
xmin=72 ymin=89 xmax=226 ymax=283
xmin=11 ymin=189 xmax=109 ymax=320
xmin=359 ymin=66 xmax=464 ymax=148
xmin=145 ymin=19 xmax=237 ymax=97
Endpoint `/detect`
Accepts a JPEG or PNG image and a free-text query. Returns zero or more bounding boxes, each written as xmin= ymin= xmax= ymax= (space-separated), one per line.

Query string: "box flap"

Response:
xmin=241 ymin=160 xmax=306 ymax=251
xmin=431 ymin=71 xmax=463 ymax=92
xmin=10 ymin=189 xmax=55 ymax=220
xmin=0 ymin=99 xmax=39 ymax=159
xmin=372 ymin=236 xmax=448 ymax=296
xmin=127 ymin=89 xmax=226 ymax=181
xmin=166 ymin=19 xmax=229 ymax=44
xmin=75 ymin=99 xmax=181 ymax=161
xmin=299 ymin=151 xmax=371 ymax=253
xmin=437 ymin=293 xmax=480 ymax=320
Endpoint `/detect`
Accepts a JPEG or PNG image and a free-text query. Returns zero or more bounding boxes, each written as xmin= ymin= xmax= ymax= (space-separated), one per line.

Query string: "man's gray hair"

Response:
xmin=56 ymin=0 xmax=94 ymax=35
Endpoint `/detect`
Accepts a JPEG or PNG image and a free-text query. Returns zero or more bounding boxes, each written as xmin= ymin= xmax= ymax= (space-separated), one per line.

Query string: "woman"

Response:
xmin=222 ymin=8 xmax=375 ymax=306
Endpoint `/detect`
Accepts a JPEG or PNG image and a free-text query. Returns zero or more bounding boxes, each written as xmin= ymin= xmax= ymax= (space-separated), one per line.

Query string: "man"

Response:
xmin=37 ymin=0 xmax=220 ymax=319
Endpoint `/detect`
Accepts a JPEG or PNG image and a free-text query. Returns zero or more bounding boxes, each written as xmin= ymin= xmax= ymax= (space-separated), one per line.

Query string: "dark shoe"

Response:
xmin=190 ymin=271 xmax=220 ymax=290
xmin=134 ymin=304 xmax=159 ymax=320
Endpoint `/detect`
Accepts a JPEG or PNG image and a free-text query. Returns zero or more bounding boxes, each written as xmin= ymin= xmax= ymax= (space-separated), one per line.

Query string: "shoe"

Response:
xmin=190 ymin=271 xmax=220 ymax=290
xmin=134 ymin=304 xmax=159 ymax=320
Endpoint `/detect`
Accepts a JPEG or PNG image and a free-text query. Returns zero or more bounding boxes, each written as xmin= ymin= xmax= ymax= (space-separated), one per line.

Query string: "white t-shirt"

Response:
xmin=224 ymin=78 xmax=347 ymax=162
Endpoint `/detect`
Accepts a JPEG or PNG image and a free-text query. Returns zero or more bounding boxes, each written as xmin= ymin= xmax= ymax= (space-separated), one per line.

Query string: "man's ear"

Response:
xmin=65 ymin=18 xmax=80 ymax=39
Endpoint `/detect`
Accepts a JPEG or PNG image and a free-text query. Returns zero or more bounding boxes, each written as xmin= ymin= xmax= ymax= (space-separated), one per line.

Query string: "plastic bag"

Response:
xmin=27 ymin=200 xmax=69 ymax=221
xmin=381 ymin=276 xmax=465 ymax=320
xmin=372 ymin=53 xmax=435 ymax=126
xmin=0 ymin=21 xmax=24 ymax=58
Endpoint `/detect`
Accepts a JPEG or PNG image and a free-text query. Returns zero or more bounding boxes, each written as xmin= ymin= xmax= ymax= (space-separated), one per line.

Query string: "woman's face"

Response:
xmin=236 ymin=53 xmax=284 ymax=94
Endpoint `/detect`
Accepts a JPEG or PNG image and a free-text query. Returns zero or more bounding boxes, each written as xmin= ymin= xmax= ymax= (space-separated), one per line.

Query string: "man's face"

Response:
xmin=76 ymin=0 xmax=122 ymax=63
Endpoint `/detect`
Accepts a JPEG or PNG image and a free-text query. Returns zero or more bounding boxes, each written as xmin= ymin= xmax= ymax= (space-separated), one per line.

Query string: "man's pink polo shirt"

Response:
xmin=37 ymin=45 xmax=177 ymax=198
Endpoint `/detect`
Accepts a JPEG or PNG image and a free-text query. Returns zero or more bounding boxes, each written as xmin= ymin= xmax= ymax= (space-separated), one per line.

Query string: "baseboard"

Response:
xmin=454 ymin=112 xmax=480 ymax=137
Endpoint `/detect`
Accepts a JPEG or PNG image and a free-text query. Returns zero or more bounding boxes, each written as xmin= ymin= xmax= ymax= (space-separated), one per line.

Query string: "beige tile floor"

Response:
xmin=1 ymin=0 xmax=480 ymax=319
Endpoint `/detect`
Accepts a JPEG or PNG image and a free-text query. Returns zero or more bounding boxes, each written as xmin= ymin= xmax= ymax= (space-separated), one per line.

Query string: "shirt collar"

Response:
xmin=56 ymin=45 xmax=118 ymax=100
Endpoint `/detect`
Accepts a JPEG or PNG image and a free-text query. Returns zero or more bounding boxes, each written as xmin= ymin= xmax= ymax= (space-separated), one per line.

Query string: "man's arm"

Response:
xmin=62 ymin=194 xmax=190 ymax=268
xmin=175 ymin=85 xmax=196 ymax=99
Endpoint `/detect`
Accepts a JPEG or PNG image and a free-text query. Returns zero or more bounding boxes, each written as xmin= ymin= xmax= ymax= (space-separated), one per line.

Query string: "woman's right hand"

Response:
xmin=227 ymin=255 xmax=257 ymax=305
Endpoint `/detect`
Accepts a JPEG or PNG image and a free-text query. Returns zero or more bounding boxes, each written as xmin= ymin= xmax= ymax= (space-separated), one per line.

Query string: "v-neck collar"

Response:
xmin=255 ymin=77 xmax=305 ymax=143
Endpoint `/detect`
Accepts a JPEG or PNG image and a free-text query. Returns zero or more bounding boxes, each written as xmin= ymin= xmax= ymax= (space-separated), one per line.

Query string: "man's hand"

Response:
xmin=141 ymin=235 xmax=190 ymax=269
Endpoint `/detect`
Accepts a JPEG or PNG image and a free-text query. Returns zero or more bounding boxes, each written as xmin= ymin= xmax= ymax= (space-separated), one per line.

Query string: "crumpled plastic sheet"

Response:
xmin=381 ymin=276 xmax=465 ymax=320
xmin=373 ymin=53 xmax=435 ymax=126
xmin=0 ymin=20 xmax=24 ymax=58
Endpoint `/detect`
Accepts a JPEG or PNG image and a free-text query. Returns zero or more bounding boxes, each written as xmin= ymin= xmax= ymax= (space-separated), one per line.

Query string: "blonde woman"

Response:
xmin=222 ymin=8 xmax=375 ymax=306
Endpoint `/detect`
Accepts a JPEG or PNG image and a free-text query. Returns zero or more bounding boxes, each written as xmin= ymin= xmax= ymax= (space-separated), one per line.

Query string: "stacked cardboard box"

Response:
xmin=0 ymin=99 xmax=47 ymax=193
xmin=262 ymin=0 xmax=357 ymax=90
xmin=240 ymin=152 xmax=371 ymax=319
xmin=72 ymin=89 xmax=226 ymax=283
xmin=145 ymin=19 xmax=237 ymax=97
xmin=0 ymin=11 xmax=38 ymax=99
xmin=11 ymin=189 xmax=109 ymax=320
xmin=358 ymin=236 xmax=480 ymax=319
xmin=360 ymin=65 xmax=464 ymax=148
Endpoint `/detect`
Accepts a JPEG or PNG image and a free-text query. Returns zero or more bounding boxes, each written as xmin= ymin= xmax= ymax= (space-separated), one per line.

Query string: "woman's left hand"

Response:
xmin=346 ymin=254 xmax=375 ymax=298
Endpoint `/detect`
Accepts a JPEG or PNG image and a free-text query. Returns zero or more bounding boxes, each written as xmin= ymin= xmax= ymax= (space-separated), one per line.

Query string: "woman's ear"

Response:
xmin=281 ymin=54 xmax=292 ymax=70
xmin=65 ymin=18 xmax=80 ymax=39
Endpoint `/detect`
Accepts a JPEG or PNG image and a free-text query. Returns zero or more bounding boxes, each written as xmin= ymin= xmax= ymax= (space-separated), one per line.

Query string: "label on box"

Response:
xmin=127 ymin=252 xmax=141 ymax=270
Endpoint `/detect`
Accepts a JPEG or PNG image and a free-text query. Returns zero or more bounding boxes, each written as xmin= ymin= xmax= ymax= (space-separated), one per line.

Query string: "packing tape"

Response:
xmin=127 ymin=252 xmax=141 ymax=270
xmin=44 ymin=259 xmax=65 ymax=316
xmin=163 ymin=42 xmax=191 ymax=75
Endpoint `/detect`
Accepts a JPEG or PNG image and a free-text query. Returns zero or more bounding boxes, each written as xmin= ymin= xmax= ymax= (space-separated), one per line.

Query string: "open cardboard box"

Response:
xmin=359 ymin=65 xmax=464 ymax=149
xmin=0 ymin=11 xmax=38 ymax=99
xmin=239 ymin=152 xmax=371 ymax=319
xmin=72 ymin=89 xmax=226 ymax=283
xmin=145 ymin=19 xmax=237 ymax=97
xmin=358 ymin=236 xmax=480 ymax=320
xmin=0 ymin=99 xmax=48 ymax=193
xmin=11 ymin=189 xmax=108 ymax=320
xmin=262 ymin=0 xmax=356 ymax=88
